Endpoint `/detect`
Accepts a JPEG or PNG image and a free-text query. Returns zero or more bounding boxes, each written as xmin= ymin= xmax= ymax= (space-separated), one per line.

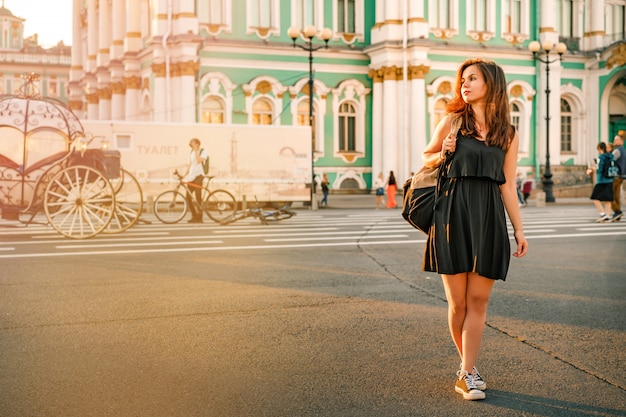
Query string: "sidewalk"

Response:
xmin=298 ymin=193 xmax=590 ymax=210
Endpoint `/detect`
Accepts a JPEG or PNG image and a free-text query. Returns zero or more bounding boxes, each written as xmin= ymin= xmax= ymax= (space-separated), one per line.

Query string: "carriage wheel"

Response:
xmin=44 ymin=165 xmax=115 ymax=239
xmin=104 ymin=169 xmax=144 ymax=234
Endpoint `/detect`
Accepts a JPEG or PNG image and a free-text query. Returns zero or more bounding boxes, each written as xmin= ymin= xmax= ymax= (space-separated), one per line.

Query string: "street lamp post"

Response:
xmin=288 ymin=26 xmax=332 ymax=210
xmin=528 ymin=40 xmax=567 ymax=203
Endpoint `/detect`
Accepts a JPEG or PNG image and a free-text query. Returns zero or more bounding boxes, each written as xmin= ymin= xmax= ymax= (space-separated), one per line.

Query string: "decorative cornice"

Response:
xmin=123 ymin=75 xmax=141 ymax=89
xmin=607 ymin=43 xmax=626 ymax=69
xmin=583 ymin=30 xmax=606 ymax=37
xmin=111 ymin=81 xmax=125 ymax=94
xmin=178 ymin=60 xmax=199 ymax=76
xmin=69 ymin=100 xmax=83 ymax=111
xmin=97 ymin=87 xmax=112 ymax=100
xmin=408 ymin=65 xmax=430 ymax=80
xmin=86 ymin=93 xmax=98 ymax=104
xmin=151 ymin=62 xmax=166 ymax=77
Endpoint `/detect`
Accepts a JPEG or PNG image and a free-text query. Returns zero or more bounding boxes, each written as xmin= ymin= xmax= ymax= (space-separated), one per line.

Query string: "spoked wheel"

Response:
xmin=104 ymin=169 xmax=144 ymax=234
xmin=44 ymin=165 xmax=115 ymax=239
xmin=264 ymin=210 xmax=295 ymax=222
xmin=153 ymin=190 xmax=187 ymax=224
xmin=203 ymin=189 xmax=237 ymax=222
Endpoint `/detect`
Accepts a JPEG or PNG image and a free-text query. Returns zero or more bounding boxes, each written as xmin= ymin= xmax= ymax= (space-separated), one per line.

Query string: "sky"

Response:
xmin=5 ymin=0 xmax=73 ymax=48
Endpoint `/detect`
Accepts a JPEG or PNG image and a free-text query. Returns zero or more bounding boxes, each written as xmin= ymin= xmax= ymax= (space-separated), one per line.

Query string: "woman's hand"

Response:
xmin=440 ymin=133 xmax=457 ymax=160
xmin=512 ymin=230 xmax=528 ymax=258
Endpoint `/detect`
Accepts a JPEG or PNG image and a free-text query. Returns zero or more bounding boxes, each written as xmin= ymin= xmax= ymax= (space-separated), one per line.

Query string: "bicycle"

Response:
xmin=219 ymin=200 xmax=295 ymax=225
xmin=153 ymin=170 xmax=237 ymax=224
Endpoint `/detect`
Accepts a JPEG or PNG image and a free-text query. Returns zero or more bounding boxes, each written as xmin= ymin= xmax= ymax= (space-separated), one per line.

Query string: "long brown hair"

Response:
xmin=447 ymin=58 xmax=514 ymax=150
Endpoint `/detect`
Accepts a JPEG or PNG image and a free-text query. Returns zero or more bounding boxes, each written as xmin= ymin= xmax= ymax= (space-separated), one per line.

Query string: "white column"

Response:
xmin=68 ymin=0 xmax=85 ymax=119
xmin=370 ymin=69 xmax=383 ymax=185
xmin=97 ymin=0 xmax=111 ymax=67
xmin=586 ymin=0 xmax=605 ymax=50
xmin=124 ymin=0 xmax=142 ymax=53
xmin=409 ymin=67 xmax=428 ymax=173
xmin=179 ymin=61 xmax=198 ymax=123
xmin=124 ymin=75 xmax=141 ymax=121
xmin=153 ymin=66 xmax=167 ymax=122
xmin=123 ymin=0 xmax=142 ymax=121
xmin=86 ymin=0 xmax=98 ymax=73
xmin=111 ymin=0 xmax=125 ymax=59
xmin=382 ymin=66 xmax=399 ymax=177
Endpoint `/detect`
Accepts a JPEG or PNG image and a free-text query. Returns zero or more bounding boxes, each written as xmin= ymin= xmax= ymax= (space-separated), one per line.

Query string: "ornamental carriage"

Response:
xmin=0 ymin=74 xmax=142 ymax=239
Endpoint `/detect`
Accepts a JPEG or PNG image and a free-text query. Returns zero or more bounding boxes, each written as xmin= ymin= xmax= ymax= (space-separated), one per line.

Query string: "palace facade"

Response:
xmin=39 ymin=1 xmax=626 ymax=193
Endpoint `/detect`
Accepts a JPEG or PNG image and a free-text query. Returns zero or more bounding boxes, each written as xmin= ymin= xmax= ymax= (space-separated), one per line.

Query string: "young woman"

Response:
xmin=386 ymin=171 xmax=397 ymax=208
xmin=421 ymin=58 xmax=528 ymax=400
xmin=587 ymin=142 xmax=614 ymax=222
xmin=374 ymin=172 xmax=386 ymax=209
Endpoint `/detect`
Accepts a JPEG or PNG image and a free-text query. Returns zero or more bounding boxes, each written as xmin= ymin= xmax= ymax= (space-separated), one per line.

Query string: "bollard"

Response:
xmin=535 ymin=191 xmax=546 ymax=207
xmin=242 ymin=195 xmax=247 ymax=211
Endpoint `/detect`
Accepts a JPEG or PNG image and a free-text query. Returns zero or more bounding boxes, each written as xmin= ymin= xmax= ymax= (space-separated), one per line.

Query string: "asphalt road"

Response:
xmin=0 ymin=200 xmax=624 ymax=417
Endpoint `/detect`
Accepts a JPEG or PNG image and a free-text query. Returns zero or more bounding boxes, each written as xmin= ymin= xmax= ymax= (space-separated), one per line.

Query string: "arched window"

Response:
xmin=561 ymin=99 xmax=572 ymax=152
xmin=201 ymin=96 xmax=225 ymax=124
xmin=433 ymin=98 xmax=448 ymax=132
xmin=297 ymin=99 xmax=317 ymax=149
xmin=510 ymin=102 xmax=521 ymax=132
xmin=338 ymin=102 xmax=356 ymax=152
xmin=252 ymin=98 xmax=273 ymax=125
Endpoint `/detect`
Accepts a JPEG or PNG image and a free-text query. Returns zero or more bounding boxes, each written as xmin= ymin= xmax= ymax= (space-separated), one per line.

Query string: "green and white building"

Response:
xmin=0 ymin=2 xmax=71 ymax=100
xmin=67 ymin=0 xmax=626 ymax=195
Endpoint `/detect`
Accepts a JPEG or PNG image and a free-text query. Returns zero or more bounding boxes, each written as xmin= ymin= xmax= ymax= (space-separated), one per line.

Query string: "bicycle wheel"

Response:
xmin=203 ymin=189 xmax=236 ymax=222
xmin=104 ymin=169 xmax=144 ymax=233
xmin=154 ymin=190 xmax=187 ymax=224
xmin=264 ymin=209 xmax=295 ymax=222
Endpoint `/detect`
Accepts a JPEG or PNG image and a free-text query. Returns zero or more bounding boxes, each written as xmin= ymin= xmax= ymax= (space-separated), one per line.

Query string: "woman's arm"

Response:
xmin=500 ymin=131 xmax=528 ymax=258
xmin=422 ymin=115 xmax=454 ymax=168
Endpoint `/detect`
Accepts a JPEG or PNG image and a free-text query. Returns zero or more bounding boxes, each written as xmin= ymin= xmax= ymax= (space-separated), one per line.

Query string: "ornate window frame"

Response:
xmin=289 ymin=78 xmax=330 ymax=155
xmin=331 ymin=79 xmax=370 ymax=163
xmin=246 ymin=0 xmax=280 ymax=40
xmin=506 ymin=80 xmax=535 ymax=158
xmin=242 ymin=75 xmax=287 ymax=125
xmin=332 ymin=0 xmax=365 ymax=44
xmin=501 ymin=0 xmax=530 ymax=45
xmin=198 ymin=72 xmax=237 ymax=124
xmin=428 ymin=0 xmax=460 ymax=39
xmin=465 ymin=0 xmax=496 ymax=42
xmin=198 ymin=0 xmax=233 ymax=37
xmin=560 ymin=83 xmax=586 ymax=161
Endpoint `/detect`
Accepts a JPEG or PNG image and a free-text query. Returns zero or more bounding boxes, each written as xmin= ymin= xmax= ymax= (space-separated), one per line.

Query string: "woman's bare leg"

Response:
xmin=460 ymin=273 xmax=495 ymax=372
xmin=441 ymin=272 xmax=495 ymax=371
xmin=441 ymin=273 xmax=468 ymax=359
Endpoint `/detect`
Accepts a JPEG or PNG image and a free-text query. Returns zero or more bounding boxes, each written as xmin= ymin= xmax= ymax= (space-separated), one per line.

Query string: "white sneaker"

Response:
xmin=472 ymin=366 xmax=486 ymax=391
xmin=455 ymin=370 xmax=486 ymax=400
xmin=459 ymin=363 xmax=486 ymax=390
xmin=596 ymin=214 xmax=610 ymax=223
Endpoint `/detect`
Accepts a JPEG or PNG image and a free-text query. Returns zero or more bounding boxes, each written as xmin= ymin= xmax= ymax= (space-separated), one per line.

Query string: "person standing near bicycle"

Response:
xmin=183 ymin=138 xmax=208 ymax=223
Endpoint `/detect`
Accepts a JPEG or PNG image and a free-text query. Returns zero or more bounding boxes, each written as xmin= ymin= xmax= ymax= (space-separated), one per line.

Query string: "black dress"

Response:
xmin=422 ymin=134 xmax=511 ymax=281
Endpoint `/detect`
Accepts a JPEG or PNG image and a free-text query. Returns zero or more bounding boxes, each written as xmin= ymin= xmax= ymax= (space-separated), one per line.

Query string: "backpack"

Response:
xmin=602 ymin=154 xmax=618 ymax=178
xmin=201 ymin=148 xmax=209 ymax=175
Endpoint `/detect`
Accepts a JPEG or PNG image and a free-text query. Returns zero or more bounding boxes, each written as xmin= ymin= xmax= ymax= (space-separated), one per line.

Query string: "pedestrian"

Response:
xmin=516 ymin=172 xmax=525 ymax=206
xmin=522 ymin=172 xmax=533 ymax=205
xmin=386 ymin=170 xmax=397 ymax=208
xmin=609 ymin=134 xmax=625 ymax=222
xmin=588 ymin=141 xmax=615 ymax=222
xmin=183 ymin=137 xmax=208 ymax=223
xmin=374 ymin=172 xmax=386 ymax=209
xmin=421 ymin=58 xmax=528 ymax=401
xmin=320 ymin=173 xmax=330 ymax=207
